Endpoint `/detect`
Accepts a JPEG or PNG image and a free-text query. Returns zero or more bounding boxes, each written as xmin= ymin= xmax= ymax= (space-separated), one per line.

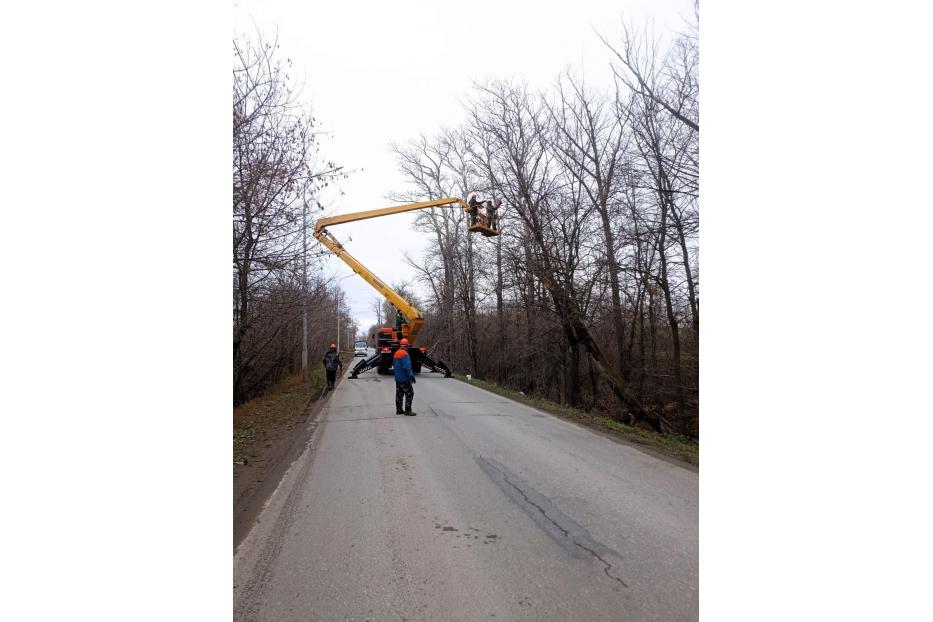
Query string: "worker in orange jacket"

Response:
xmin=393 ymin=338 xmax=416 ymax=415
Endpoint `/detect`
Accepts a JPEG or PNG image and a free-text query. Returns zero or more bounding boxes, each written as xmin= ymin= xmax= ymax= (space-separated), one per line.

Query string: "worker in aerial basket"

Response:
xmin=393 ymin=338 xmax=417 ymax=416
xmin=468 ymin=192 xmax=482 ymax=226
xmin=323 ymin=343 xmax=343 ymax=390
xmin=486 ymin=198 xmax=502 ymax=232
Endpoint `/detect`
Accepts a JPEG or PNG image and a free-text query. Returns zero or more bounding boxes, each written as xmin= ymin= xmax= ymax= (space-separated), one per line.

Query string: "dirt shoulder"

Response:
xmin=456 ymin=375 xmax=698 ymax=468
xmin=233 ymin=354 xmax=351 ymax=550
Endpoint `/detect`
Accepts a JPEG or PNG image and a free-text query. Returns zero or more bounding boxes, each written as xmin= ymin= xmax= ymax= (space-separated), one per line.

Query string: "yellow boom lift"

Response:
xmin=314 ymin=196 xmax=499 ymax=378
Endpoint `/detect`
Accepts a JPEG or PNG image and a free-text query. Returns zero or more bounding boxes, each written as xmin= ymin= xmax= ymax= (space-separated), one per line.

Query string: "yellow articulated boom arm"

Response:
xmin=315 ymin=196 xmax=470 ymax=230
xmin=313 ymin=197 xmax=471 ymax=343
xmin=314 ymin=228 xmax=426 ymax=339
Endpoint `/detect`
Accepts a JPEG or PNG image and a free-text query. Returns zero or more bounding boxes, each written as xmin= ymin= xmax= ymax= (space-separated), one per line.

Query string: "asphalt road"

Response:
xmin=234 ymin=367 xmax=698 ymax=621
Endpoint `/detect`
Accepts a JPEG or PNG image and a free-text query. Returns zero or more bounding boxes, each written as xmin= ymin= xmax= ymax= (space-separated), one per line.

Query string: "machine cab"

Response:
xmin=376 ymin=327 xmax=396 ymax=351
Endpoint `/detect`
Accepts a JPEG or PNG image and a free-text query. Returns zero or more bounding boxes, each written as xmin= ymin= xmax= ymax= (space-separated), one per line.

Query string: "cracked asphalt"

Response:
xmin=234 ymin=369 xmax=698 ymax=621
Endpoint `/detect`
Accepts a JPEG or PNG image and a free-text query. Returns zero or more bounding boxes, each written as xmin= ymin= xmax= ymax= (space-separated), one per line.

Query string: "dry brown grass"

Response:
xmin=233 ymin=355 xmax=350 ymax=464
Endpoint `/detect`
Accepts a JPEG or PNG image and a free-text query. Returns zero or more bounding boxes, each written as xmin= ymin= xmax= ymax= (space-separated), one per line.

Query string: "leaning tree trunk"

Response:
xmin=532 ymin=234 xmax=670 ymax=432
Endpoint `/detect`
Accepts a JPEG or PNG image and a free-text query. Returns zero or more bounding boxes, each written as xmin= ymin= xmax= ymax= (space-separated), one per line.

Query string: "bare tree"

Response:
xmin=383 ymin=13 xmax=698 ymax=435
xmin=233 ymin=31 xmax=345 ymax=403
xmin=600 ymin=21 xmax=699 ymax=133
xmin=544 ymin=71 xmax=634 ymax=381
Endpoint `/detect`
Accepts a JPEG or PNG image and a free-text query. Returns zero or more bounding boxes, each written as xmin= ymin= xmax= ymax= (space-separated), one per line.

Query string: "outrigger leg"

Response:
xmin=350 ymin=353 xmax=382 ymax=379
xmin=415 ymin=350 xmax=452 ymax=377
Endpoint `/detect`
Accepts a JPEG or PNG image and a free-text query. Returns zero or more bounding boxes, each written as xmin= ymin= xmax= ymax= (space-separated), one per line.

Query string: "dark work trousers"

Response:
xmin=326 ymin=368 xmax=337 ymax=387
xmin=469 ymin=206 xmax=477 ymax=225
xmin=395 ymin=380 xmax=414 ymax=412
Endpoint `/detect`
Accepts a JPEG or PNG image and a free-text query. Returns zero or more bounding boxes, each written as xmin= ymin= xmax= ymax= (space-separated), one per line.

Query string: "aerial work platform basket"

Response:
xmin=466 ymin=212 xmax=499 ymax=237
xmin=468 ymin=221 xmax=498 ymax=237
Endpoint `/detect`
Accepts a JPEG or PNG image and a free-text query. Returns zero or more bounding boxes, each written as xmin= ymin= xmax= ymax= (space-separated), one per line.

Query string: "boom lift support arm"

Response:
xmin=315 ymin=196 xmax=498 ymax=378
xmin=313 ymin=197 xmax=473 ymax=343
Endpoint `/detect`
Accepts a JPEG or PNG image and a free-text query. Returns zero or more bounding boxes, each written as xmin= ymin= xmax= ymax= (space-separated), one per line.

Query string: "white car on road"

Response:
xmin=354 ymin=340 xmax=368 ymax=357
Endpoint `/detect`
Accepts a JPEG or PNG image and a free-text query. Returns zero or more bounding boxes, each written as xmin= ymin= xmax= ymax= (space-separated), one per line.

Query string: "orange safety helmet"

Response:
xmin=329 ymin=343 xmax=336 ymax=349
xmin=399 ymin=338 xmax=410 ymax=346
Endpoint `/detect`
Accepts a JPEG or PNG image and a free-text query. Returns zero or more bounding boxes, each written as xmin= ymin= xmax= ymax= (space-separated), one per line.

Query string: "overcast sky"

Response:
xmin=233 ymin=0 xmax=694 ymax=333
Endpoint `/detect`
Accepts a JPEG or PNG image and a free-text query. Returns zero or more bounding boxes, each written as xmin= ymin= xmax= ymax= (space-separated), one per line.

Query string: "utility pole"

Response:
xmin=301 ymin=190 xmax=308 ymax=378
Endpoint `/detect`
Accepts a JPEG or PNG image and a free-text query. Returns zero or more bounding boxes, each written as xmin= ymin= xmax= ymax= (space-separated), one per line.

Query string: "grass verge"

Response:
xmin=233 ymin=353 xmax=351 ymax=465
xmin=455 ymin=375 xmax=698 ymax=466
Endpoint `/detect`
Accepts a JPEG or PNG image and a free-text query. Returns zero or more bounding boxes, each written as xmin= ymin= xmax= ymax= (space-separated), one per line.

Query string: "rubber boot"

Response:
xmin=405 ymin=409 xmax=416 ymax=416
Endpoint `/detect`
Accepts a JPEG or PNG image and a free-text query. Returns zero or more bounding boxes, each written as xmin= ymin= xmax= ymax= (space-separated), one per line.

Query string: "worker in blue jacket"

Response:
xmin=393 ymin=338 xmax=417 ymax=416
